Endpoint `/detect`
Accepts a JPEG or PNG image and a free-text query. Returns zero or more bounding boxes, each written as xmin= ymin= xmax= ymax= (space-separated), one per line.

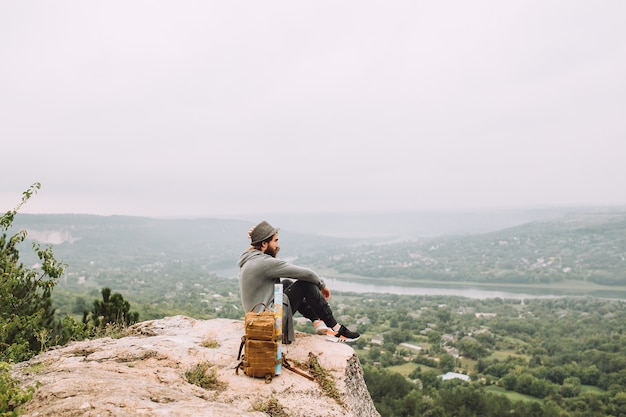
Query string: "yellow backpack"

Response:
xmin=235 ymin=303 xmax=281 ymax=382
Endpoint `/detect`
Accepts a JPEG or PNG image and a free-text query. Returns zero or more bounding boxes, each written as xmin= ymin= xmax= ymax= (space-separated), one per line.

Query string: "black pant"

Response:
xmin=282 ymin=279 xmax=338 ymax=329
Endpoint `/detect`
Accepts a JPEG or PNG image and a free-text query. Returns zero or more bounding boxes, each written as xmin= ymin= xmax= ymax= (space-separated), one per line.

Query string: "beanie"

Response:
xmin=250 ymin=220 xmax=279 ymax=245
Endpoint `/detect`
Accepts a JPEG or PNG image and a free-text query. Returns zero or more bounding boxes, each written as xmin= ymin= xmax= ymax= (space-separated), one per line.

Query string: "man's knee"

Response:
xmin=284 ymin=280 xmax=318 ymax=299
xmin=285 ymin=280 xmax=311 ymax=289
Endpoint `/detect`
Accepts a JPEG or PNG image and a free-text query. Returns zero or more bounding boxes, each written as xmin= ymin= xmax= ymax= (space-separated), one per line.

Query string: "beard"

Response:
xmin=265 ymin=246 xmax=280 ymax=258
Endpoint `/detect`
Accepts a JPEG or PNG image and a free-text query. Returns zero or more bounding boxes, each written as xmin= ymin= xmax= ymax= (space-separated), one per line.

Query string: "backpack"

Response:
xmin=236 ymin=303 xmax=281 ymax=383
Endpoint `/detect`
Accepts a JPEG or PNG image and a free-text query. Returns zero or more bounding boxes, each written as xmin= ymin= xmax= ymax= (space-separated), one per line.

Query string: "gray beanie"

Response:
xmin=250 ymin=221 xmax=279 ymax=245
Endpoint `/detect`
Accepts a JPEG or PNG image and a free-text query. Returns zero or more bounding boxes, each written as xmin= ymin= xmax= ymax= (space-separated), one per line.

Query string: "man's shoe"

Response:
xmin=326 ymin=325 xmax=360 ymax=343
xmin=313 ymin=320 xmax=329 ymax=335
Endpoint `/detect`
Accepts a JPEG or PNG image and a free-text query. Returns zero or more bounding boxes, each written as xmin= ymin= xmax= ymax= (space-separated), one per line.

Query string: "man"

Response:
xmin=237 ymin=220 xmax=360 ymax=343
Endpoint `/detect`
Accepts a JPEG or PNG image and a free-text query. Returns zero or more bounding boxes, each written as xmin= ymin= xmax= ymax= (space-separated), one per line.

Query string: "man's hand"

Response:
xmin=321 ymin=286 xmax=331 ymax=300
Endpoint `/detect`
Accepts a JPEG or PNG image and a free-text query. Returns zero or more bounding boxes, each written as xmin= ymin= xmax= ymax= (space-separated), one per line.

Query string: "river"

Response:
xmin=326 ymin=278 xmax=626 ymax=300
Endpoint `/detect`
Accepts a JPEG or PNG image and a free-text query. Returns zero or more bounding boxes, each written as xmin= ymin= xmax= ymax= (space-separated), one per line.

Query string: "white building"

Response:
xmin=439 ymin=372 xmax=471 ymax=382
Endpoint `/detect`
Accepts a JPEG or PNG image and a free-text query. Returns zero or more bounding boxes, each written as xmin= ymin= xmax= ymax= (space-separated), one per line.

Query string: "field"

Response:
xmin=485 ymin=385 xmax=543 ymax=403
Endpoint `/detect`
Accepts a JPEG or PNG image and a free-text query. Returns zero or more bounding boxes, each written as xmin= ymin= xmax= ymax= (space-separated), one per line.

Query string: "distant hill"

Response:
xmin=296 ymin=210 xmax=626 ymax=286
xmin=10 ymin=208 xmax=626 ymax=288
xmin=10 ymin=213 xmax=353 ymax=277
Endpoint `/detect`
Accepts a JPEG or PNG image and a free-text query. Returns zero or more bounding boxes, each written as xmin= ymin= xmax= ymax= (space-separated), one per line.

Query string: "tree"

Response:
xmin=560 ymin=376 xmax=581 ymax=398
xmin=501 ymin=371 xmax=517 ymax=390
xmin=0 ymin=183 xmax=66 ymax=362
xmin=85 ymin=287 xmax=139 ymax=327
xmin=437 ymin=308 xmax=451 ymax=324
xmin=427 ymin=330 xmax=442 ymax=346
xmin=439 ymin=353 xmax=455 ymax=373
xmin=457 ymin=338 xmax=488 ymax=360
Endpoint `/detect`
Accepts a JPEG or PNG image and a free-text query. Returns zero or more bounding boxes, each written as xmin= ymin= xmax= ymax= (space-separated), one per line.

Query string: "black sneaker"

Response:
xmin=326 ymin=325 xmax=360 ymax=343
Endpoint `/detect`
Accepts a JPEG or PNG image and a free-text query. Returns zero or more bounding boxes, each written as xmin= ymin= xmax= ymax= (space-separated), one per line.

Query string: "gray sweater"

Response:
xmin=237 ymin=249 xmax=326 ymax=312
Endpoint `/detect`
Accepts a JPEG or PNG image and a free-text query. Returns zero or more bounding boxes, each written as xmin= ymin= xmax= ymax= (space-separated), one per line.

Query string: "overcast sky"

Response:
xmin=2 ymin=1 xmax=625 ymax=219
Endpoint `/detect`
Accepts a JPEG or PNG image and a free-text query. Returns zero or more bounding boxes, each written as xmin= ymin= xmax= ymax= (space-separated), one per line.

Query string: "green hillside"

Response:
xmin=12 ymin=210 xmax=626 ymax=294
xmin=299 ymin=211 xmax=626 ymax=286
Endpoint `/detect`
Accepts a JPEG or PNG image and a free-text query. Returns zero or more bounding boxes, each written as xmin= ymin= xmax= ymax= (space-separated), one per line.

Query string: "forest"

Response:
xmin=345 ymin=293 xmax=626 ymax=417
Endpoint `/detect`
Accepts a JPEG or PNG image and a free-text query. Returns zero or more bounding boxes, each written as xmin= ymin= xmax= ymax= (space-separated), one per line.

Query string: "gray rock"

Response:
xmin=12 ymin=316 xmax=380 ymax=417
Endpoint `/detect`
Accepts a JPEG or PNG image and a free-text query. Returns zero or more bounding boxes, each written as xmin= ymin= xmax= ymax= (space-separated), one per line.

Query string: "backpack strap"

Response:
xmin=282 ymin=357 xmax=315 ymax=381
xmin=237 ymin=335 xmax=245 ymax=360
xmin=249 ymin=302 xmax=269 ymax=313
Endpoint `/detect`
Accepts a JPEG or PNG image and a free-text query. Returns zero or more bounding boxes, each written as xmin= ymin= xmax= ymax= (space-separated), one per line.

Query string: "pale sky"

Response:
xmin=2 ymin=1 xmax=625 ymax=218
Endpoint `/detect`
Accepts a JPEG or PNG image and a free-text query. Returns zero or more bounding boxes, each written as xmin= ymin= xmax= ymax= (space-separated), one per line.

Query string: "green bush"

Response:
xmin=0 ymin=362 xmax=36 ymax=416
xmin=1 ymin=183 xmax=66 ymax=362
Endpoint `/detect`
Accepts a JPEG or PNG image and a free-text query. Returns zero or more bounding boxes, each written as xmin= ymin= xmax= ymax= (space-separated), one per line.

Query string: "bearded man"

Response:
xmin=237 ymin=220 xmax=360 ymax=344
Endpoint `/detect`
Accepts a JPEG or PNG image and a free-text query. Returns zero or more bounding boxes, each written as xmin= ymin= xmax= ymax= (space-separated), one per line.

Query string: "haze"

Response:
xmin=2 ymin=1 xmax=625 ymax=218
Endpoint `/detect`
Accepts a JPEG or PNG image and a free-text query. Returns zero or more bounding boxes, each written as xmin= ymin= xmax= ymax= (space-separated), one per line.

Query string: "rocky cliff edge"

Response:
xmin=12 ymin=316 xmax=380 ymax=417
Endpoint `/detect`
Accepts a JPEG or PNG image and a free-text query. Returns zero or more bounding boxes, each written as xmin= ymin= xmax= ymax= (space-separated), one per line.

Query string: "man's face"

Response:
xmin=262 ymin=233 xmax=280 ymax=258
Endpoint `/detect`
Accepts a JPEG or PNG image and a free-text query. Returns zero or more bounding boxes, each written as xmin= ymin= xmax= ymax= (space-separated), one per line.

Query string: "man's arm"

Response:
xmin=264 ymin=257 xmax=326 ymax=289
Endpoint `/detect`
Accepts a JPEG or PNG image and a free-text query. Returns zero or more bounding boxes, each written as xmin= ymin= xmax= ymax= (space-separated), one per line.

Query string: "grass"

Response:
xmin=252 ymin=397 xmax=289 ymax=417
xmin=200 ymin=338 xmax=220 ymax=348
xmin=307 ymin=353 xmax=343 ymax=406
xmin=488 ymin=348 xmax=528 ymax=361
xmin=484 ymin=385 xmax=543 ymax=403
xmin=457 ymin=355 xmax=477 ymax=370
xmin=184 ymin=361 xmax=225 ymax=391
xmin=22 ymin=361 xmax=50 ymax=375
xmin=96 ymin=322 xmax=131 ymax=339
xmin=388 ymin=363 xmax=421 ymax=377
xmin=581 ymin=385 xmax=606 ymax=394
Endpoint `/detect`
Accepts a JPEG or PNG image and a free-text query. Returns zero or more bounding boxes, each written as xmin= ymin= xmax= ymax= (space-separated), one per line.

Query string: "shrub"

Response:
xmin=184 ymin=361 xmax=224 ymax=391
xmin=1 ymin=183 xmax=66 ymax=362
xmin=0 ymin=362 xmax=36 ymax=416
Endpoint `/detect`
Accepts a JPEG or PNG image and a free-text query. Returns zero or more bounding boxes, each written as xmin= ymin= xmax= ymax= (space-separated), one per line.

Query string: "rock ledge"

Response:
xmin=13 ymin=316 xmax=380 ymax=417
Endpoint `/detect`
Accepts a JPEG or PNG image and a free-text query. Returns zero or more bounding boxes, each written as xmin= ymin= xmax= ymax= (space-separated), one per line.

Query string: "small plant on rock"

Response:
xmin=184 ymin=361 xmax=225 ymax=391
xmin=308 ymin=353 xmax=343 ymax=406
xmin=201 ymin=338 xmax=219 ymax=348
xmin=252 ymin=397 xmax=289 ymax=417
